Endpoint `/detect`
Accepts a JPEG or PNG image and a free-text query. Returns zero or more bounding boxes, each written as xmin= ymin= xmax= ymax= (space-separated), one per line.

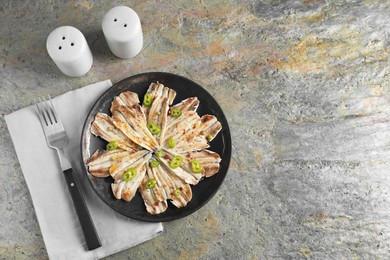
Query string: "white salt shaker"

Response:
xmin=102 ymin=6 xmax=143 ymax=59
xmin=46 ymin=26 xmax=93 ymax=77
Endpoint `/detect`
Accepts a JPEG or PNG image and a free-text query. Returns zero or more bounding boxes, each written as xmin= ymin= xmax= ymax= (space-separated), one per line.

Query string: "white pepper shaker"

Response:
xmin=46 ymin=26 xmax=93 ymax=77
xmin=102 ymin=6 xmax=143 ymax=59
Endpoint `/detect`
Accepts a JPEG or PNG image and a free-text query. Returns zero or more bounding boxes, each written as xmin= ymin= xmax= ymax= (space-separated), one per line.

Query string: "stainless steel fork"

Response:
xmin=36 ymin=96 xmax=101 ymax=251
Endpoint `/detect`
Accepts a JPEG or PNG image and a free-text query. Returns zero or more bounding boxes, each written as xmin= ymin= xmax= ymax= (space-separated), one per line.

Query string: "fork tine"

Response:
xmin=36 ymin=98 xmax=49 ymax=127
xmin=47 ymin=96 xmax=59 ymax=124
xmin=38 ymin=96 xmax=61 ymax=127
xmin=42 ymin=96 xmax=55 ymax=125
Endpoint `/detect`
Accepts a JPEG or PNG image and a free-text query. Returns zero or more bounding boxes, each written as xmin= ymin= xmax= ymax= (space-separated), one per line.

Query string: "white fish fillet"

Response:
xmin=157 ymin=153 xmax=199 ymax=185
xmin=138 ymin=164 xmax=169 ymax=214
xmin=111 ymin=153 xmax=152 ymax=201
xmin=90 ymin=112 xmax=138 ymax=151
xmin=87 ymin=149 xmax=134 ymax=177
xmin=181 ymin=150 xmax=222 ymax=178
xmin=151 ymin=162 xmax=192 ymax=208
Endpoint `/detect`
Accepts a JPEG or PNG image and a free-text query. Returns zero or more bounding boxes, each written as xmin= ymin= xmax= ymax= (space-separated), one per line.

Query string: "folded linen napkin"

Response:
xmin=5 ymin=80 xmax=163 ymax=260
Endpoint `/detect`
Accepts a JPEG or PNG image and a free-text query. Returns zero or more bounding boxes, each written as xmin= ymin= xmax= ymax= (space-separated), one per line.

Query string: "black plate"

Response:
xmin=81 ymin=72 xmax=231 ymax=222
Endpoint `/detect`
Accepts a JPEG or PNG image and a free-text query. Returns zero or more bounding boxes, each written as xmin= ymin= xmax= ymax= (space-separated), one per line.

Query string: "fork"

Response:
xmin=36 ymin=96 xmax=101 ymax=251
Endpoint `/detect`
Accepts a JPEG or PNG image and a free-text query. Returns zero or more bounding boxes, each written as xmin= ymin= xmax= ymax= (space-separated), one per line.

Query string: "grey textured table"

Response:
xmin=1 ymin=0 xmax=390 ymax=259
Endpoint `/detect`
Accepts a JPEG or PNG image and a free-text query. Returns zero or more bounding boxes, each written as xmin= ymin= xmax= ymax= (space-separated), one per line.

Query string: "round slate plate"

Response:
xmin=81 ymin=72 xmax=231 ymax=222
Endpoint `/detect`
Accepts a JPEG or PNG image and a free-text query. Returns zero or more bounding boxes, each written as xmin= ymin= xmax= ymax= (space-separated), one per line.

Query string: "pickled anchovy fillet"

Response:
xmin=111 ymin=151 xmax=152 ymax=181
xmin=118 ymin=91 xmax=140 ymax=108
xmin=148 ymin=159 xmax=192 ymax=208
xmin=138 ymin=164 xmax=169 ymax=214
xmin=163 ymin=111 xmax=200 ymax=145
xmin=182 ymin=150 xmax=221 ymax=178
xmin=91 ymin=112 xmax=138 ymax=151
xmin=197 ymin=115 xmax=222 ymax=142
xmin=111 ymin=153 xmax=152 ymax=201
xmin=87 ymin=149 xmax=133 ymax=177
xmin=148 ymin=96 xmax=169 ymax=146
xmin=111 ymin=106 xmax=158 ymax=151
xmin=106 ymin=150 xmax=150 ymax=180
xmin=139 ymin=179 xmax=168 ymax=214
xmin=170 ymin=97 xmax=199 ymax=112
xmin=143 ymin=82 xmax=176 ymax=119
xmin=157 ymin=154 xmax=199 ymax=185
xmin=145 ymin=163 xmax=168 ymax=202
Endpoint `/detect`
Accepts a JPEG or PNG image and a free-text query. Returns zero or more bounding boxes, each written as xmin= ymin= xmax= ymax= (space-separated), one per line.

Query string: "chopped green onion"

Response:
xmin=191 ymin=160 xmax=202 ymax=173
xmin=206 ymin=135 xmax=213 ymax=141
xmin=156 ymin=150 xmax=164 ymax=158
xmin=150 ymin=160 xmax=159 ymax=168
xmin=146 ymin=178 xmax=157 ymax=189
xmin=147 ymin=122 xmax=161 ymax=135
xmin=123 ymin=167 xmax=137 ymax=181
xmin=171 ymin=109 xmax=182 ymax=118
xmin=174 ymin=189 xmax=181 ymax=196
xmin=106 ymin=140 xmax=118 ymax=150
xmin=143 ymin=93 xmax=153 ymax=106
xmin=167 ymin=138 xmax=176 ymax=149
xmin=169 ymin=155 xmax=183 ymax=169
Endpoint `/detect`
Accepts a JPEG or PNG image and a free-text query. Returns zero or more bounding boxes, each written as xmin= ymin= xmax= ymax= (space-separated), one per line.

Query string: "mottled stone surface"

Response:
xmin=1 ymin=0 xmax=390 ymax=259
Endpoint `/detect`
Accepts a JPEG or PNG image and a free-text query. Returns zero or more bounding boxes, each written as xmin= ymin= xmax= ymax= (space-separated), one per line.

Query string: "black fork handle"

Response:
xmin=63 ymin=168 xmax=102 ymax=251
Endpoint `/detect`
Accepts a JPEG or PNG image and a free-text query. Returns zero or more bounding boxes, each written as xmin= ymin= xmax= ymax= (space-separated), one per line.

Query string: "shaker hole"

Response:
xmin=71 ymin=42 xmax=74 ymax=46
xmin=62 ymin=36 xmax=65 ymax=40
xmin=114 ymin=18 xmax=117 ymax=22
xmin=59 ymin=46 xmax=62 ymax=50
xmin=124 ymin=24 xmax=127 ymax=27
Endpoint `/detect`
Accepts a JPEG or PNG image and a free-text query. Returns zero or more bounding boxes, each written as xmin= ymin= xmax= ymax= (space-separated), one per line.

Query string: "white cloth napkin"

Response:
xmin=5 ymin=80 xmax=163 ymax=260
